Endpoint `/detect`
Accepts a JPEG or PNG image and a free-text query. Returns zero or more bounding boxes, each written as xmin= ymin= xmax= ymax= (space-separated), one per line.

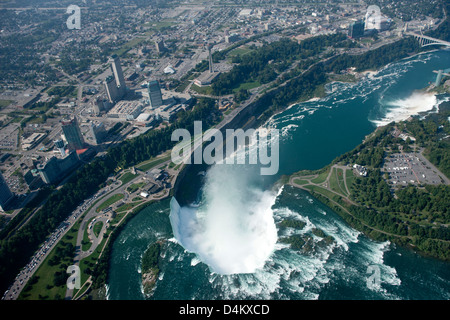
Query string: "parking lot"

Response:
xmin=382 ymin=152 xmax=447 ymax=187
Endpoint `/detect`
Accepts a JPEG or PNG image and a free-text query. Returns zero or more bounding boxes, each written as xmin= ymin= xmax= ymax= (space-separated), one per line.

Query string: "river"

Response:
xmin=106 ymin=49 xmax=450 ymax=300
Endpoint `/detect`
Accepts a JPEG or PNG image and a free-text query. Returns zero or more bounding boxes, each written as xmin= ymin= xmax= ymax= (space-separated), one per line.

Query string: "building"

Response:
xmin=24 ymin=169 xmax=43 ymax=190
xmin=0 ymin=170 xmax=14 ymax=211
xmin=148 ymin=80 xmax=163 ymax=108
xmin=54 ymin=139 xmax=66 ymax=157
xmin=109 ymin=55 xmax=126 ymax=97
xmin=353 ymin=164 xmax=367 ymax=177
xmin=194 ymin=71 xmax=220 ymax=87
xmin=104 ymin=76 xmax=120 ymax=104
xmin=140 ymin=191 xmax=149 ymax=198
xmin=164 ymin=65 xmax=175 ymax=74
xmin=21 ymin=132 xmax=47 ymax=151
xmin=37 ymin=150 xmax=80 ymax=184
xmin=239 ymin=9 xmax=253 ymax=18
xmin=104 ymin=56 xmax=127 ymax=103
xmin=135 ymin=113 xmax=156 ymax=127
xmin=348 ymin=19 xmax=365 ymax=39
xmin=90 ymin=121 xmax=107 ymax=144
xmin=155 ymin=39 xmax=166 ymax=53
xmin=92 ymin=96 xmax=112 ymax=115
xmin=61 ymin=117 xmax=85 ymax=151
xmin=208 ymin=44 xmax=214 ymax=73
xmin=225 ymin=33 xmax=240 ymax=43
xmin=194 ymin=44 xmax=220 ymax=87
xmin=107 ymin=100 xmax=143 ymax=120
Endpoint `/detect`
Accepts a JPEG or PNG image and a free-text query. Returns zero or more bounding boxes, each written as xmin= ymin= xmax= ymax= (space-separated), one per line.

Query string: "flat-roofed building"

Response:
xmin=107 ymin=100 xmax=143 ymax=120
xmin=21 ymin=132 xmax=47 ymax=150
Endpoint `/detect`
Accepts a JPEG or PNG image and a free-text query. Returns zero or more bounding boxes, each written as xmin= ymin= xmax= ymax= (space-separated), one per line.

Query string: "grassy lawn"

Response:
xmin=329 ymin=168 xmax=347 ymax=197
xmin=136 ymin=155 xmax=170 ymax=172
xmin=18 ymin=188 xmax=121 ymax=300
xmin=82 ymin=220 xmax=92 ymax=252
xmin=293 ymin=178 xmax=310 ymax=185
xmin=0 ymin=99 xmax=14 ymax=108
xmin=311 ymin=168 xmax=330 ymax=184
xmin=345 ymin=169 xmax=355 ymax=192
xmin=113 ymin=37 xmax=146 ymax=57
xmin=304 ymin=184 xmax=343 ymax=203
xmin=93 ymin=221 xmax=103 ymax=238
xmin=19 ymin=224 xmax=80 ymax=300
xmin=75 ymin=231 xmax=110 ymax=298
xmin=336 ymin=168 xmax=349 ymax=196
xmin=191 ymin=84 xmax=213 ymax=95
xmin=127 ymin=182 xmax=146 ymax=194
xmin=228 ymin=45 xmax=254 ymax=58
xmin=119 ymin=172 xmax=138 ymax=185
xmin=96 ymin=193 xmax=124 ymax=213
xmin=233 ymin=80 xmax=261 ymax=93
xmin=115 ymin=201 xmax=143 ymax=213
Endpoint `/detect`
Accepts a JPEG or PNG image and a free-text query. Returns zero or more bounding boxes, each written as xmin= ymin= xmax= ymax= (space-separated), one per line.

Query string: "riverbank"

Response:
xmin=285 ymin=102 xmax=450 ymax=261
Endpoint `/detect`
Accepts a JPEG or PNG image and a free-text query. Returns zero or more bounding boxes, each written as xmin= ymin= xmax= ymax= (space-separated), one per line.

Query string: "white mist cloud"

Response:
xmin=373 ymin=91 xmax=438 ymax=127
xmin=170 ymin=165 xmax=278 ymax=275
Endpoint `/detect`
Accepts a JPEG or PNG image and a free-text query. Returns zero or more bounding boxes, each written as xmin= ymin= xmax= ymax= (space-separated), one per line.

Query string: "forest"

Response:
xmin=210 ymin=33 xmax=350 ymax=96
xmin=324 ymin=106 xmax=450 ymax=261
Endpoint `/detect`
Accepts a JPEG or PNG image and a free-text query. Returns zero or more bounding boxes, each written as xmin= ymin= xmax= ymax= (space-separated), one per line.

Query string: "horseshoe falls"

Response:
xmin=107 ymin=50 xmax=450 ymax=300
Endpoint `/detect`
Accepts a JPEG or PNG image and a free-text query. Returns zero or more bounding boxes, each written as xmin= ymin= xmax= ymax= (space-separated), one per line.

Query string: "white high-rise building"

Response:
xmin=109 ymin=55 xmax=126 ymax=97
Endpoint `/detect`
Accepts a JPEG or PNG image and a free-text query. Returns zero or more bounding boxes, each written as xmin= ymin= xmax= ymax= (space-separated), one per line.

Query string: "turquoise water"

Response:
xmin=107 ymin=49 xmax=450 ymax=300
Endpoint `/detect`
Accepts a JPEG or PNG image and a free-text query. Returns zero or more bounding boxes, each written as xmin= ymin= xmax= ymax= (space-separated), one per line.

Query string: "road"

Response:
xmin=2 ymin=151 xmax=173 ymax=300
xmin=65 ymin=156 xmax=174 ymax=299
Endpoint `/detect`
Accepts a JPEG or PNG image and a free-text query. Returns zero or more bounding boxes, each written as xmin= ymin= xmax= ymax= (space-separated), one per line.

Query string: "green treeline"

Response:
xmin=142 ymin=242 xmax=161 ymax=275
xmin=211 ymin=33 xmax=350 ymax=96
xmin=324 ymin=37 xmax=421 ymax=73
xmin=0 ymin=98 xmax=219 ymax=293
xmin=278 ymin=219 xmax=306 ymax=230
xmin=403 ymin=101 xmax=450 ymax=178
xmin=46 ymin=86 xmax=77 ymax=98
xmin=426 ymin=1 xmax=450 ymax=41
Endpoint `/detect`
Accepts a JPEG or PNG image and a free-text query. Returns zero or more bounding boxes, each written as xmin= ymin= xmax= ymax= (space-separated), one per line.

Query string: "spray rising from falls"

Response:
xmin=372 ymin=91 xmax=438 ymax=127
xmin=169 ymin=165 xmax=278 ymax=275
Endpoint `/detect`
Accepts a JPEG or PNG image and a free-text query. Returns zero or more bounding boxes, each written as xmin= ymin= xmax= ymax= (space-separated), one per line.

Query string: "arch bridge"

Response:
xmin=406 ymin=31 xmax=450 ymax=48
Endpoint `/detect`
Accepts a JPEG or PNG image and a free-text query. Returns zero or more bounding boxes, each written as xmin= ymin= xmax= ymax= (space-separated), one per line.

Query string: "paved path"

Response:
xmin=65 ymin=156 xmax=176 ymax=299
xmin=289 ymin=164 xmax=356 ymax=206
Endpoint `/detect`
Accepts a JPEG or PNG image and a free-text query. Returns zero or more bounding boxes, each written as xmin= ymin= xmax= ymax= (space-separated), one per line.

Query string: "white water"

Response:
xmin=170 ymin=165 xmax=279 ymax=275
xmin=373 ymin=91 xmax=438 ymax=127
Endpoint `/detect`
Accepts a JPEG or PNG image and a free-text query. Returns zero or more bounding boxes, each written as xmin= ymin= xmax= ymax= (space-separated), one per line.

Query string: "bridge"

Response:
xmin=405 ymin=31 xmax=450 ymax=48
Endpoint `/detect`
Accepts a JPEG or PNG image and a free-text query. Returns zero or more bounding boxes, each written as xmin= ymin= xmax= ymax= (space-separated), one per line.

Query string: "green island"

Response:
xmin=141 ymin=241 xmax=162 ymax=296
xmin=277 ymin=217 xmax=336 ymax=255
xmin=286 ymin=100 xmax=450 ymax=261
